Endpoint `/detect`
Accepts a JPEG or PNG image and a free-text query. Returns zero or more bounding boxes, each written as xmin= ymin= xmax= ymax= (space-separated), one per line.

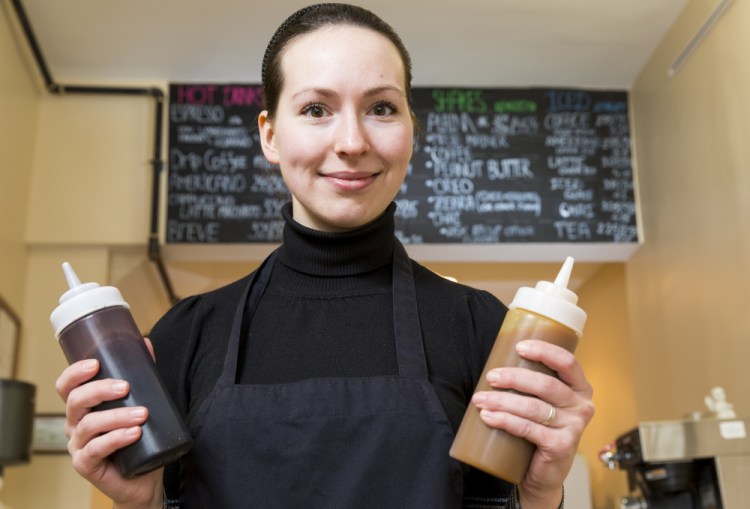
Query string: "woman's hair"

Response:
xmin=261 ymin=3 xmax=413 ymax=118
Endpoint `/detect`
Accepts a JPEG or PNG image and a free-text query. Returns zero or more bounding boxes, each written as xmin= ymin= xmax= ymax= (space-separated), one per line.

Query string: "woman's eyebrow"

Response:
xmin=290 ymin=85 xmax=405 ymax=101
xmin=291 ymin=87 xmax=337 ymax=100
xmin=364 ymin=85 xmax=405 ymax=97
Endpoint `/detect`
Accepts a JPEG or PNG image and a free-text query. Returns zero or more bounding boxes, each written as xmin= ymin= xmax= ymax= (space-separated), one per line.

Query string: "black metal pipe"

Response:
xmin=10 ymin=0 xmax=179 ymax=304
xmin=147 ymin=90 xmax=179 ymax=304
xmin=150 ymin=91 xmax=165 ymax=236
xmin=10 ymin=0 xmax=54 ymax=90
xmin=51 ymin=84 xmax=162 ymax=96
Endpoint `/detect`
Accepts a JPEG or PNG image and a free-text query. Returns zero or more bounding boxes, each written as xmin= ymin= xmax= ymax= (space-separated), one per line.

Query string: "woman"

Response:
xmin=56 ymin=4 xmax=594 ymax=508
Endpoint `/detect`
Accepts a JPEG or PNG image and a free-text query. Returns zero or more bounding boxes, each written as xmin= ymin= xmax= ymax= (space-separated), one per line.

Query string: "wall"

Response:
xmin=0 ymin=4 xmax=81 ymax=507
xmin=0 ymin=2 xmax=36 ymax=323
xmin=0 ymin=9 xmax=93 ymax=509
xmin=628 ymin=0 xmax=750 ymax=420
xmin=576 ymin=264 xmax=637 ymax=509
xmin=24 ymin=93 xmax=153 ymax=245
xmin=1 ymin=4 xmax=162 ymax=507
xmin=8 ymin=98 xmax=159 ymax=509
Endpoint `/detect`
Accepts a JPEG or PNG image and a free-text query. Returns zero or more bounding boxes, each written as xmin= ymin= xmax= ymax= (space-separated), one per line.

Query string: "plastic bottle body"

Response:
xmin=58 ymin=305 xmax=192 ymax=477
xmin=449 ymin=308 xmax=579 ymax=484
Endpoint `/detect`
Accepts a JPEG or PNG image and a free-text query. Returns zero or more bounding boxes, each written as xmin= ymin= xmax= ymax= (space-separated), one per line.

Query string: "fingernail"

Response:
xmin=129 ymin=408 xmax=146 ymax=419
xmin=487 ymin=370 xmax=500 ymax=383
xmin=473 ymin=392 xmax=486 ymax=404
xmin=112 ymin=382 xmax=127 ymax=394
xmin=125 ymin=426 xmax=140 ymax=437
xmin=480 ymin=409 xmax=493 ymax=420
xmin=83 ymin=360 xmax=98 ymax=371
xmin=516 ymin=341 xmax=531 ymax=354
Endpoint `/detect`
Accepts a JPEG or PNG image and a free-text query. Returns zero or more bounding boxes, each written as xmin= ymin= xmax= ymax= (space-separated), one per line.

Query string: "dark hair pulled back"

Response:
xmin=261 ymin=3 xmax=413 ymax=118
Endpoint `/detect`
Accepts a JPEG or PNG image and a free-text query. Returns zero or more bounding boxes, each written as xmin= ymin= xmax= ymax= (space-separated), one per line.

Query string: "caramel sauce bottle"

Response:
xmin=50 ymin=262 xmax=192 ymax=477
xmin=450 ymin=257 xmax=586 ymax=484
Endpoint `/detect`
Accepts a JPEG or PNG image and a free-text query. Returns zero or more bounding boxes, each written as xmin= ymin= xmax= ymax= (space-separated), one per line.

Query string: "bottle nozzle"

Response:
xmin=553 ymin=256 xmax=575 ymax=289
xmin=58 ymin=262 xmax=101 ymax=304
xmin=62 ymin=262 xmax=82 ymax=289
xmin=509 ymin=255 xmax=587 ymax=336
xmin=51 ymin=261 xmax=129 ymax=338
xmin=534 ymin=257 xmax=578 ymax=303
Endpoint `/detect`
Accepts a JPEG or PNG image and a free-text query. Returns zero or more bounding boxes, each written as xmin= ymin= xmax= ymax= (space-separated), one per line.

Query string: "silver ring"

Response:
xmin=541 ymin=405 xmax=557 ymax=426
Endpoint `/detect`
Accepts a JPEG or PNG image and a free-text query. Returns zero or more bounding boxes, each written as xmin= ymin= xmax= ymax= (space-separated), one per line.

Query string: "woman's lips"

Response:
xmin=322 ymin=171 xmax=380 ymax=191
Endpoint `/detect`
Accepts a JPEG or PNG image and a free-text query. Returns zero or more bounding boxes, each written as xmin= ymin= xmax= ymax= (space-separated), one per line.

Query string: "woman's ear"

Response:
xmin=258 ymin=111 xmax=280 ymax=164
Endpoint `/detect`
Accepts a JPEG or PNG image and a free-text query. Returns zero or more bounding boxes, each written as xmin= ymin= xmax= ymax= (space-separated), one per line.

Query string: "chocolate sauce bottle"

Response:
xmin=450 ymin=257 xmax=587 ymax=484
xmin=50 ymin=262 xmax=192 ymax=477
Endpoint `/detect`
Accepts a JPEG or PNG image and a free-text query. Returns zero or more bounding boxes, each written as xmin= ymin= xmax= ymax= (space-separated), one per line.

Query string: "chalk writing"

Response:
xmin=432 ymin=89 xmax=488 ymax=113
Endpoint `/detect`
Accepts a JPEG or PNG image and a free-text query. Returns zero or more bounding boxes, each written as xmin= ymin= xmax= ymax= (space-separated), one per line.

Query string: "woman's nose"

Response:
xmin=334 ymin=112 xmax=370 ymax=157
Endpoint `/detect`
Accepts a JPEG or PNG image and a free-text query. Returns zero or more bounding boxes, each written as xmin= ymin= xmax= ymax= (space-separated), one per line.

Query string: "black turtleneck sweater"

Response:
xmin=151 ymin=202 xmax=510 ymax=498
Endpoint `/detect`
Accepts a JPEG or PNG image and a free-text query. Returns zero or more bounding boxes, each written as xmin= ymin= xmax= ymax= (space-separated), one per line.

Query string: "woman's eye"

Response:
xmin=301 ymin=103 xmax=327 ymax=118
xmin=372 ymin=101 xmax=396 ymax=116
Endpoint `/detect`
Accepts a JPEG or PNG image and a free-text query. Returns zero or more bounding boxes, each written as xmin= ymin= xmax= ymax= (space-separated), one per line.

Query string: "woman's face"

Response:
xmin=259 ymin=25 xmax=414 ymax=232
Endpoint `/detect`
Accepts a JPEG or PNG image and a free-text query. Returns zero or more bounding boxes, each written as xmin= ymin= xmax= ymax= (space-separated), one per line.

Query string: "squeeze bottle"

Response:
xmin=449 ymin=257 xmax=586 ymax=484
xmin=50 ymin=262 xmax=192 ymax=477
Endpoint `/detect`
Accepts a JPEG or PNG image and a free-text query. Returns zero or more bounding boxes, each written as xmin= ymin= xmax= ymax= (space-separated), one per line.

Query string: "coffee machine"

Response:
xmin=601 ymin=418 xmax=750 ymax=508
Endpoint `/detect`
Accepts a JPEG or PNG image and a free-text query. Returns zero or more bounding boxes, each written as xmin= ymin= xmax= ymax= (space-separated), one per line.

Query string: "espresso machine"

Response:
xmin=601 ymin=418 xmax=750 ymax=508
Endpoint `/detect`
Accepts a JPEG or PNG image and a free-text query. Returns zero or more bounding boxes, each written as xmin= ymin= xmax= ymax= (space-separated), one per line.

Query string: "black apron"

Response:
xmin=181 ymin=241 xmax=466 ymax=508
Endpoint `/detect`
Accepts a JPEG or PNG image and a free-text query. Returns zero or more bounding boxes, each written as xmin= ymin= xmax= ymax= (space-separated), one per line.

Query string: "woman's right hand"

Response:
xmin=55 ymin=357 xmax=163 ymax=509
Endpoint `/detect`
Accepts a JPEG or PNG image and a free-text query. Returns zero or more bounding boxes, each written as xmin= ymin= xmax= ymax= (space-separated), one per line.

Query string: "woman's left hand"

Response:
xmin=471 ymin=339 xmax=595 ymax=509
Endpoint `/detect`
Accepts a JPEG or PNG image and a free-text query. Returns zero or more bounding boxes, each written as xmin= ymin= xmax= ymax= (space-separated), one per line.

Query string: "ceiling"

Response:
xmin=5 ymin=0 xmax=689 ymax=302
xmin=9 ymin=0 xmax=688 ymax=88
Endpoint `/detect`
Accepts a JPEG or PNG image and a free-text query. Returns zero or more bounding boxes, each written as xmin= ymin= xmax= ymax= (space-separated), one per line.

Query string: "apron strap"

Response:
xmin=391 ymin=240 xmax=428 ymax=380
xmin=220 ymin=250 xmax=278 ymax=384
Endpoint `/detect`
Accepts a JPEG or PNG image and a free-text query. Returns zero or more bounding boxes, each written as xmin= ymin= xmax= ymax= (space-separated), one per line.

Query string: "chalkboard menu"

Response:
xmin=167 ymin=84 xmax=286 ymax=243
xmin=167 ymin=84 xmax=637 ymax=245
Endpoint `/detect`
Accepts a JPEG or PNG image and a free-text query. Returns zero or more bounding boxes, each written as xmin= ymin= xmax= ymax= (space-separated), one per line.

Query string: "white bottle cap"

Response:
xmin=508 ymin=257 xmax=587 ymax=336
xmin=49 ymin=262 xmax=129 ymax=339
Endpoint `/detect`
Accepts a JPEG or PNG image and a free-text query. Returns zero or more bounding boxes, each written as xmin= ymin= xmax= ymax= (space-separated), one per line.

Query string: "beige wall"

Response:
xmin=0 ymin=7 xmax=83 ymax=507
xmin=25 ymin=93 xmax=153 ymax=245
xmin=0 ymin=1 xmax=36 ymax=317
xmin=627 ymin=0 xmax=750 ymax=420
xmin=1 ymin=4 xmax=160 ymax=507
xmin=576 ymin=264 xmax=636 ymax=509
